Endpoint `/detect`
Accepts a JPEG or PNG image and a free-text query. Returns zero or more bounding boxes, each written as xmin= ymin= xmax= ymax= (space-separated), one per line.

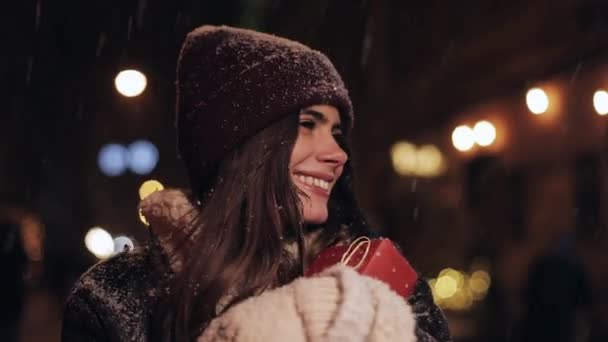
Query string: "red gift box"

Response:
xmin=305 ymin=237 xmax=419 ymax=298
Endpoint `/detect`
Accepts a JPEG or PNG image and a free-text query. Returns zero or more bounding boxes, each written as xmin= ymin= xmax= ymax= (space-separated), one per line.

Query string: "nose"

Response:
xmin=316 ymin=133 xmax=348 ymax=166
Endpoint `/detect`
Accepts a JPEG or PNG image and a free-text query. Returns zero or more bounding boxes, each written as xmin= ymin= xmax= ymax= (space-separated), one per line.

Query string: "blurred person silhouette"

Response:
xmin=519 ymin=233 xmax=592 ymax=342
xmin=466 ymin=156 xmax=521 ymax=341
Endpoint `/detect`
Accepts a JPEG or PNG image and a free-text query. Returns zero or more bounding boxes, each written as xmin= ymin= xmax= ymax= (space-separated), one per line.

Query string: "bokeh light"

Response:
xmin=469 ymin=270 xmax=491 ymax=300
xmin=98 ymin=143 xmax=128 ymax=177
xmin=390 ymin=142 xmax=418 ymax=176
xmin=431 ymin=266 xmax=491 ymax=311
xmin=435 ymin=275 xmax=458 ymax=299
xmin=526 ymin=87 xmax=549 ymax=115
xmin=84 ymin=227 xmax=114 ymax=259
xmin=449 ymin=287 xmax=473 ymax=310
xmin=593 ymin=90 xmax=608 ymax=116
xmin=416 ymin=144 xmax=445 ymax=177
xmin=113 ymin=236 xmax=134 ymax=253
xmin=127 ymin=140 xmax=159 ymax=175
xmin=139 ymin=209 xmax=149 ymax=226
xmin=20 ymin=214 xmax=44 ymax=261
xmin=390 ymin=142 xmax=446 ymax=177
xmin=115 ymin=69 xmax=147 ymax=97
xmin=452 ymin=125 xmax=475 ymax=151
xmin=138 ymin=179 xmax=164 ymax=200
xmin=473 ymin=120 xmax=497 ymax=147
xmin=440 ymin=268 xmax=465 ymax=289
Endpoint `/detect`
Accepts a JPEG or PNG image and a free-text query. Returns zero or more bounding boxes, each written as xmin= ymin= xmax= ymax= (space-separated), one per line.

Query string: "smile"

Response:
xmin=293 ymin=172 xmax=334 ymax=196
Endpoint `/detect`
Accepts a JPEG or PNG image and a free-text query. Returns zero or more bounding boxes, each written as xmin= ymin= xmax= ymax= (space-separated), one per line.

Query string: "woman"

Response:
xmin=62 ymin=25 xmax=450 ymax=341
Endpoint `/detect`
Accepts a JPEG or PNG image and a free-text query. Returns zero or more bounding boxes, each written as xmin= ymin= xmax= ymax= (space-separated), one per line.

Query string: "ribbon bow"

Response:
xmin=340 ymin=236 xmax=372 ymax=270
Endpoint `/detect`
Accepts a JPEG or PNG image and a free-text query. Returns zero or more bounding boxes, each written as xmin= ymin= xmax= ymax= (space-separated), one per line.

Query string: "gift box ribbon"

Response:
xmin=340 ymin=236 xmax=372 ymax=270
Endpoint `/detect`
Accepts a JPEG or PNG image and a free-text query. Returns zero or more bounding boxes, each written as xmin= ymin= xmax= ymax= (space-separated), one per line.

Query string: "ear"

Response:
xmin=138 ymin=188 xmax=199 ymax=272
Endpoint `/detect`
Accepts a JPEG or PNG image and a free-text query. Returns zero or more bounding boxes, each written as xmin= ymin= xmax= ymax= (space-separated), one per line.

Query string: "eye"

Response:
xmin=332 ymin=127 xmax=343 ymax=137
xmin=332 ymin=128 xmax=347 ymax=149
xmin=299 ymin=120 xmax=316 ymax=129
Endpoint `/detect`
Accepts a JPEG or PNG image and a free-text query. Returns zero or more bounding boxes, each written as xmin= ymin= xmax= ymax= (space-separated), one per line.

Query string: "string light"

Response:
xmin=473 ymin=120 xmax=497 ymax=147
xmin=115 ymin=69 xmax=147 ymax=97
xmin=593 ymin=90 xmax=608 ymax=116
xmin=452 ymin=125 xmax=475 ymax=151
xmin=526 ymin=87 xmax=549 ymax=115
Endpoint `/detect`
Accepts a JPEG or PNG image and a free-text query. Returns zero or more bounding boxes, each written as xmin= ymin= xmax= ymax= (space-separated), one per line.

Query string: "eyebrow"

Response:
xmin=300 ymin=109 xmax=342 ymax=128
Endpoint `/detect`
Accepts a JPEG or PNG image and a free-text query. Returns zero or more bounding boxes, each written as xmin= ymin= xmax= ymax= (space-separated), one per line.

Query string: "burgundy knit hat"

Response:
xmin=176 ymin=25 xmax=354 ymax=194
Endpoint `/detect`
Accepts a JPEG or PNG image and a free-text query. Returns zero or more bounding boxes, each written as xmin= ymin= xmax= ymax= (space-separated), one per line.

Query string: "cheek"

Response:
xmin=335 ymin=165 xmax=345 ymax=178
xmin=289 ymin=136 xmax=308 ymax=168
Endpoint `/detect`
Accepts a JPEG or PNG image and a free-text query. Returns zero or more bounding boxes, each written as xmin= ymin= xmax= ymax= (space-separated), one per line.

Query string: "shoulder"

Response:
xmin=67 ymin=246 xmax=164 ymax=300
xmin=62 ymin=246 xmax=167 ymax=341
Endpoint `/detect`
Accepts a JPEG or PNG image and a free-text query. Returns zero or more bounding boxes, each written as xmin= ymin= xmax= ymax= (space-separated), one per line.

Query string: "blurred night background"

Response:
xmin=4 ymin=0 xmax=608 ymax=341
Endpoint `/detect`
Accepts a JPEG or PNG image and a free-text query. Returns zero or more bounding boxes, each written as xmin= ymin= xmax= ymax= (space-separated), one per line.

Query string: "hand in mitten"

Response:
xmin=138 ymin=188 xmax=198 ymax=272
xmin=198 ymin=265 xmax=417 ymax=342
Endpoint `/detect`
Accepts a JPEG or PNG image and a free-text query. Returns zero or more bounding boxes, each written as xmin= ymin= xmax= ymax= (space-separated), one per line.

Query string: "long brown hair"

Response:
xmin=152 ymin=112 xmax=373 ymax=341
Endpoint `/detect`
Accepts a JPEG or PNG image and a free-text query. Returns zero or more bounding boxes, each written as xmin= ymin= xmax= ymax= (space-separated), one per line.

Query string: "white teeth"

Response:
xmin=320 ymin=180 xmax=329 ymax=190
xmin=295 ymin=173 xmax=331 ymax=191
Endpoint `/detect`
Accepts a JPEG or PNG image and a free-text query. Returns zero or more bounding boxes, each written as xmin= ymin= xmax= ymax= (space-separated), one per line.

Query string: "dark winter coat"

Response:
xmin=61 ymin=190 xmax=451 ymax=341
xmin=61 ymin=242 xmax=450 ymax=341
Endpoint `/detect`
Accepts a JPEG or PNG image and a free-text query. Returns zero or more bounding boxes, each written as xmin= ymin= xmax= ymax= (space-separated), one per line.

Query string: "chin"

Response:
xmin=302 ymin=209 xmax=329 ymax=224
xmin=304 ymin=217 xmax=328 ymax=225
xmin=297 ymin=191 xmax=329 ymax=224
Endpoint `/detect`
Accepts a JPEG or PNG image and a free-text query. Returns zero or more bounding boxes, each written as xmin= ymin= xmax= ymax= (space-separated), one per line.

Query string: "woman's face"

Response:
xmin=289 ymin=104 xmax=348 ymax=224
